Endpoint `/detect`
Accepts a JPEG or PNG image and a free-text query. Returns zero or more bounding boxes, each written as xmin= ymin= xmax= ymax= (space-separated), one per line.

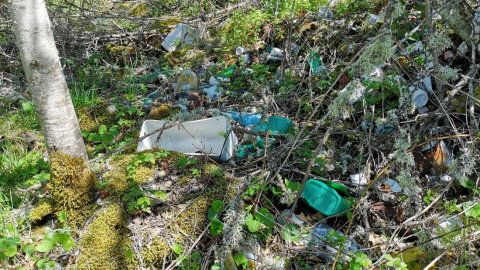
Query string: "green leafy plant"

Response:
xmin=175 ymin=156 xmax=197 ymax=170
xmin=349 ymin=252 xmax=372 ymax=269
xmin=233 ymin=253 xmax=249 ymax=269
xmin=208 ymin=200 xmax=224 ymax=237
xmin=384 ymin=254 xmax=408 ymax=270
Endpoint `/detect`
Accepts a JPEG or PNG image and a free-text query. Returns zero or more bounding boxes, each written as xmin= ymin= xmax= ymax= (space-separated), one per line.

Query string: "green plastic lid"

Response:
xmin=302 ymin=179 xmax=349 ymax=216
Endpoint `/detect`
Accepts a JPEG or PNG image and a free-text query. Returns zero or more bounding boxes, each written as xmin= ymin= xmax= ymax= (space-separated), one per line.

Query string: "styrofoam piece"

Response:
xmin=162 ymin=23 xmax=199 ymax=52
xmin=412 ymin=89 xmax=428 ymax=107
xmin=137 ymin=116 xmax=238 ymax=161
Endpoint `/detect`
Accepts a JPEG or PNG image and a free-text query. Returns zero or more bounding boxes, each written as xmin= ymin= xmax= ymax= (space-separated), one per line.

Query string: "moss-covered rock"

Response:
xmin=78 ymin=203 xmax=138 ymax=270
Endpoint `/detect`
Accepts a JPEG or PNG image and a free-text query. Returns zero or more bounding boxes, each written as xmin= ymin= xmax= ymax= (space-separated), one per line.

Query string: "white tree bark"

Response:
xmin=9 ymin=0 xmax=88 ymax=160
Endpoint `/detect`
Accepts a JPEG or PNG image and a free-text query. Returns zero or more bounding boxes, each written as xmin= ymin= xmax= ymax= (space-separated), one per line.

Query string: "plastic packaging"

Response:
xmin=162 ymin=23 xmax=199 ymax=52
xmin=302 ymin=179 xmax=349 ymax=216
xmin=137 ymin=116 xmax=238 ymax=161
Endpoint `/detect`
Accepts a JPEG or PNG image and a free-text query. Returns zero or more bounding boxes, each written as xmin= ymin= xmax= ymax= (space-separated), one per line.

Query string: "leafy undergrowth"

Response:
xmin=1 ymin=0 xmax=480 ymax=269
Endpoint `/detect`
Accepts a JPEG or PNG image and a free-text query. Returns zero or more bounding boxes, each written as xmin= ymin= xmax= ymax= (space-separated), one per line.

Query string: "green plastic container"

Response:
xmin=302 ymin=179 xmax=349 ymax=216
xmin=251 ymin=116 xmax=292 ymax=134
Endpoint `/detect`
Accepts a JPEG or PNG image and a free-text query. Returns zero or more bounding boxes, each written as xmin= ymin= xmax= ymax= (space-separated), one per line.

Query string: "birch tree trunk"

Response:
xmin=9 ymin=0 xmax=88 ymax=161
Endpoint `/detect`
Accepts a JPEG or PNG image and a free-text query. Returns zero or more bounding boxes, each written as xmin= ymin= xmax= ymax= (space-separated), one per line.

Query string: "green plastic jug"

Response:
xmin=302 ymin=179 xmax=349 ymax=216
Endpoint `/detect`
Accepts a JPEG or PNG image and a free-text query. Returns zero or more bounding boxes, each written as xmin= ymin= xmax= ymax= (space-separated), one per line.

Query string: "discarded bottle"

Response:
xmin=302 ymin=179 xmax=349 ymax=216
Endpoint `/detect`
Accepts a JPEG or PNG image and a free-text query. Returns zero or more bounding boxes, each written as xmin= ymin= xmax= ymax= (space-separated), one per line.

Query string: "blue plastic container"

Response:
xmin=302 ymin=179 xmax=349 ymax=216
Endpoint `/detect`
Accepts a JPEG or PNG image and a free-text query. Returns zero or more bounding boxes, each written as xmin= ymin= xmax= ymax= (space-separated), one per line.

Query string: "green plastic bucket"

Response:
xmin=302 ymin=179 xmax=349 ymax=216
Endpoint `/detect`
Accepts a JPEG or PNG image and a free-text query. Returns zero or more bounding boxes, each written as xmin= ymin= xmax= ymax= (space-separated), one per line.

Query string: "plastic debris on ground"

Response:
xmin=302 ymin=179 xmax=349 ymax=216
xmin=377 ymin=179 xmax=402 ymax=202
xmin=175 ymin=70 xmax=198 ymax=93
xmin=162 ymin=23 xmax=200 ymax=52
xmin=223 ymin=111 xmax=262 ymax=127
xmin=308 ymin=224 xmax=361 ymax=262
xmin=236 ymin=116 xmax=293 ymax=158
xmin=137 ymin=116 xmax=238 ymax=161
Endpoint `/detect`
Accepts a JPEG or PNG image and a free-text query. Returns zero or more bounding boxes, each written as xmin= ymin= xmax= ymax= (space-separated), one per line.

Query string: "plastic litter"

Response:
xmin=236 ymin=116 xmax=292 ymax=157
xmin=236 ymin=46 xmax=249 ymax=55
xmin=223 ymin=111 xmax=262 ymax=127
xmin=375 ymin=124 xmax=394 ymax=134
xmin=308 ymin=224 xmax=361 ymax=262
xmin=302 ymin=179 xmax=349 ymax=216
xmin=137 ymin=116 xmax=238 ymax=161
xmin=307 ymin=52 xmax=327 ymax=76
xmin=162 ymin=23 xmax=199 ymax=52
xmin=377 ymin=179 xmax=401 ymax=202
xmin=278 ymin=210 xmax=304 ymax=226
xmin=350 ymin=173 xmax=368 ymax=185
xmin=412 ymin=89 xmax=428 ymax=107
xmin=203 ymin=85 xmax=224 ymax=101
xmin=175 ymin=70 xmax=198 ymax=93
xmin=317 ymin=6 xmax=333 ymax=21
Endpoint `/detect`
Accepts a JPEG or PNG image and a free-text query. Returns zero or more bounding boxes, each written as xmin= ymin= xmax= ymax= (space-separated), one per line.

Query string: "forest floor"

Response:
xmin=1 ymin=0 xmax=480 ymax=269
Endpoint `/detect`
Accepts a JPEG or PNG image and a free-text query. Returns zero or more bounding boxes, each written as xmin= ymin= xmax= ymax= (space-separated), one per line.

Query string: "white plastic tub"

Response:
xmin=137 ymin=116 xmax=238 ymax=161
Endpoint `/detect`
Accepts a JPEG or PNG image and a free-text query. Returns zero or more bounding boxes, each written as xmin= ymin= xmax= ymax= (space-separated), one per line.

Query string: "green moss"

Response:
xmin=147 ymin=105 xmax=172 ymax=120
xmin=78 ymin=203 xmax=138 ymax=270
xmin=164 ymin=49 xmax=189 ymax=66
xmin=77 ymin=101 xmax=118 ymax=133
xmin=128 ymin=2 xmax=149 ymax=17
xmin=152 ymin=17 xmax=182 ymax=28
xmin=28 ymin=200 xmax=55 ymax=224
xmin=141 ymin=165 xmax=241 ymax=268
xmin=49 ymin=152 xmax=96 ymax=228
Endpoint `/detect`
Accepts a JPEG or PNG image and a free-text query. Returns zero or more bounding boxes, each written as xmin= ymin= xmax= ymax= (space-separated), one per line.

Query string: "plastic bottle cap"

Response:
xmin=412 ymin=89 xmax=428 ymax=107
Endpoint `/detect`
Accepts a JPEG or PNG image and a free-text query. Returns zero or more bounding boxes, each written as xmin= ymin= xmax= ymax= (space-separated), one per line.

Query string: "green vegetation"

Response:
xmin=1 ymin=0 xmax=480 ymax=269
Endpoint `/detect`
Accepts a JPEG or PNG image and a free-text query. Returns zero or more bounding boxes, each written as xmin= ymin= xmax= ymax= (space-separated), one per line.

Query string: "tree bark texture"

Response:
xmin=9 ymin=0 xmax=88 ymax=160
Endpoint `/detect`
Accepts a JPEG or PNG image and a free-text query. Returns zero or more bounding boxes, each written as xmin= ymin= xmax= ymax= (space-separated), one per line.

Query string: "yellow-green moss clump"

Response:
xmin=28 ymin=200 xmax=55 ymax=224
xmin=49 ymin=152 xmax=96 ymax=228
xmin=28 ymin=152 xmax=96 ymax=228
xmin=141 ymin=164 xmax=241 ymax=268
xmin=77 ymin=101 xmax=118 ymax=133
xmin=147 ymin=105 xmax=172 ymax=120
xmin=78 ymin=203 xmax=138 ymax=270
xmin=128 ymin=2 xmax=149 ymax=17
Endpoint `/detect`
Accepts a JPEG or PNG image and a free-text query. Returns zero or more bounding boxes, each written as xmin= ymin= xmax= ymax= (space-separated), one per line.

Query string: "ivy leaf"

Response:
xmin=35 ymin=239 xmax=55 ymax=253
xmin=98 ymin=124 xmax=107 ymax=135
xmin=23 ymin=243 xmax=34 ymax=255
xmin=0 ymin=238 xmax=8 ymax=250
xmin=4 ymin=244 xmax=17 ymax=257
xmin=465 ymin=203 xmax=480 ymax=219
xmin=154 ymin=191 xmax=167 ymax=202
xmin=54 ymin=233 xmax=74 ymax=251
xmin=285 ymin=179 xmax=301 ymax=191
xmin=207 ymin=207 xmax=218 ymax=221
xmin=57 ymin=210 xmax=66 ymax=223
xmin=212 ymin=200 xmax=224 ymax=212
xmin=210 ymin=218 xmax=224 ymax=237
xmin=245 ymin=214 xmax=260 ymax=233
xmin=254 ymin=208 xmax=275 ymax=228
xmin=233 ymin=253 xmax=248 ymax=268
xmin=170 ymin=243 xmax=183 ymax=255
